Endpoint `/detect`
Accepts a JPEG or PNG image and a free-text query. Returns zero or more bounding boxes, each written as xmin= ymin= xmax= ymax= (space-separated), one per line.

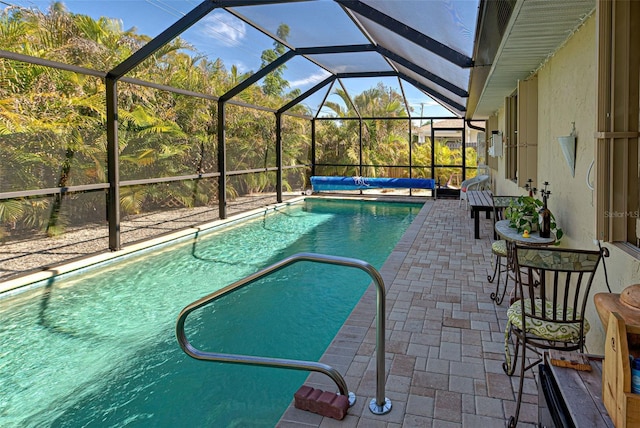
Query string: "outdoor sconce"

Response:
xmin=558 ymin=122 xmax=576 ymax=177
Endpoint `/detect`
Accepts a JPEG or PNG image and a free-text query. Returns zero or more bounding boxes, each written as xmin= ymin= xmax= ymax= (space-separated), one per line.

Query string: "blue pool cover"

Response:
xmin=311 ymin=176 xmax=436 ymax=191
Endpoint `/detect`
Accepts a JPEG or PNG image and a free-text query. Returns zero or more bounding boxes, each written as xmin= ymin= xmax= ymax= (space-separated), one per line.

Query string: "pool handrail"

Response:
xmin=175 ymin=252 xmax=391 ymax=416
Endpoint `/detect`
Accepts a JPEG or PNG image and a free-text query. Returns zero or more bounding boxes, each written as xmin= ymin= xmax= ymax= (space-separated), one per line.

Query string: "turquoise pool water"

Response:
xmin=0 ymin=199 xmax=422 ymax=427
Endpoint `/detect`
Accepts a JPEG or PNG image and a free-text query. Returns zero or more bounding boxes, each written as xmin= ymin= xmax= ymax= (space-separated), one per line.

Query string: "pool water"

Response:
xmin=0 ymin=199 xmax=422 ymax=427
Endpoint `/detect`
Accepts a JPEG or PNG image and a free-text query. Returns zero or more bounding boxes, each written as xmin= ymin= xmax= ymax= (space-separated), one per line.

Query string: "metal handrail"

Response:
xmin=175 ymin=252 xmax=391 ymax=415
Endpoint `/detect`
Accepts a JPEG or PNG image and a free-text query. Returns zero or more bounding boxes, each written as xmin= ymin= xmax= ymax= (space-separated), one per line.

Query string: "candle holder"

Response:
xmin=524 ymin=179 xmax=537 ymax=197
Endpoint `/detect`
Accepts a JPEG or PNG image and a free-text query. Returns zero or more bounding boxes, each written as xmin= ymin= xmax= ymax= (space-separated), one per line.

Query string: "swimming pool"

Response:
xmin=0 ymin=198 xmax=422 ymax=427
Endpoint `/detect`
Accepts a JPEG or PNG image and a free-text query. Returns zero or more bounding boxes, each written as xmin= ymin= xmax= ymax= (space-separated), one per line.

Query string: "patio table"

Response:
xmin=493 ymin=219 xmax=556 ymax=303
xmin=494 ymin=219 xmax=557 ymax=247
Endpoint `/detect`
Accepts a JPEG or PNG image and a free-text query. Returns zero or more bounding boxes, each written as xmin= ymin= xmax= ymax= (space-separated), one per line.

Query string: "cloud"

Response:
xmin=288 ymin=70 xmax=332 ymax=88
xmin=200 ymin=11 xmax=246 ymax=47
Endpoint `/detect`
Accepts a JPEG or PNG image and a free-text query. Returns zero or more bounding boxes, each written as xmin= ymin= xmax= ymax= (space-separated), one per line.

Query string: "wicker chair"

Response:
xmin=458 ymin=174 xmax=490 ymax=207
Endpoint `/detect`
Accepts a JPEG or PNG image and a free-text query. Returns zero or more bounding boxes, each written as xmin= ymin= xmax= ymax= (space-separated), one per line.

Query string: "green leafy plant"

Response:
xmin=505 ymin=195 xmax=564 ymax=243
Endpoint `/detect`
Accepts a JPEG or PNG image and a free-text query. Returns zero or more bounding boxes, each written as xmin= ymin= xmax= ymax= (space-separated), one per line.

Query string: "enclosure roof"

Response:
xmin=229 ymin=0 xmax=479 ymax=116
xmin=110 ymin=0 xmax=481 ymax=118
xmin=1 ymin=0 xmax=482 ymax=117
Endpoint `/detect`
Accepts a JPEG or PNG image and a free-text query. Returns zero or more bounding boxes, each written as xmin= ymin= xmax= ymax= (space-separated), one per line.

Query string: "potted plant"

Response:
xmin=505 ymin=195 xmax=564 ymax=243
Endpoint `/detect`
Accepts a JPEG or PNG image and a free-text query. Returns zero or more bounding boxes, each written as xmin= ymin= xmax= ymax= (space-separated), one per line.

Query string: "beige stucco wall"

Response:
xmin=489 ymin=14 xmax=640 ymax=353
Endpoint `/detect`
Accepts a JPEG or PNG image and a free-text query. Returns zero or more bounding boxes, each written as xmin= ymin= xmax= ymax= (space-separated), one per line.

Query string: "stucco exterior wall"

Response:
xmin=490 ymin=15 xmax=640 ymax=353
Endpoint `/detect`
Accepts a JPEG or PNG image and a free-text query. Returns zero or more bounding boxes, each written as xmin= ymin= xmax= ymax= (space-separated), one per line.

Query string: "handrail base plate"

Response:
xmin=369 ymin=397 xmax=392 ymax=415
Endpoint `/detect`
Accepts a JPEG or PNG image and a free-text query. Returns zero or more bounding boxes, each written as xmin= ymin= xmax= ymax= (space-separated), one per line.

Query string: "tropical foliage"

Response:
xmin=0 ymin=3 xmax=476 ymax=240
xmin=314 ymin=85 xmax=476 ymax=184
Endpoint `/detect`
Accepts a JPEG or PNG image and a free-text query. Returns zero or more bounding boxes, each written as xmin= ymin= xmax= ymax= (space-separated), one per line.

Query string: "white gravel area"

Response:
xmin=0 ymin=194 xmax=289 ymax=281
xmin=0 ymin=191 xmax=431 ymax=289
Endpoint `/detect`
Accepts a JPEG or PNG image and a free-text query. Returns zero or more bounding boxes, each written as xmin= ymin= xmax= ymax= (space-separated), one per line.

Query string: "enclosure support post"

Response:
xmin=218 ymin=100 xmax=227 ymax=219
xmin=276 ymin=113 xmax=283 ymax=203
xmin=311 ymin=119 xmax=316 ymax=177
xmin=462 ymin=120 xmax=467 ymax=181
xmin=359 ymin=119 xmax=363 ymax=177
xmin=408 ymin=117 xmax=413 ymax=196
xmin=106 ymin=76 xmax=121 ymax=251
xmin=430 ymin=121 xmax=436 ymax=186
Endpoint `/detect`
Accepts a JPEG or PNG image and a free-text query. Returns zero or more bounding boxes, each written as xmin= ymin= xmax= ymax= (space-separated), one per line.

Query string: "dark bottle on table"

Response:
xmin=539 ymin=192 xmax=551 ymax=238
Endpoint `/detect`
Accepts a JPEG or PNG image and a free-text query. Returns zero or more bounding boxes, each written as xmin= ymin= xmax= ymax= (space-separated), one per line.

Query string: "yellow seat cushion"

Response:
xmin=491 ymin=240 xmax=507 ymax=256
xmin=503 ymin=298 xmax=589 ymax=372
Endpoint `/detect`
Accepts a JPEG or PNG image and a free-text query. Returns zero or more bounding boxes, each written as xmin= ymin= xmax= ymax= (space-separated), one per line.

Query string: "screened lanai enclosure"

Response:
xmin=0 ymin=0 xmax=492 ymax=280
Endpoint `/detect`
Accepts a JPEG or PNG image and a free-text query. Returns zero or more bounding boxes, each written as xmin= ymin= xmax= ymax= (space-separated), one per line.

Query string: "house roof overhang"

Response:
xmin=467 ymin=0 xmax=595 ymax=120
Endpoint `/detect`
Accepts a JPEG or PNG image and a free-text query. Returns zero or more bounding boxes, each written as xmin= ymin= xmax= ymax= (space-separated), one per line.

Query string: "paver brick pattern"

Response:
xmin=278 ymin=199 xmax=539 ymax=427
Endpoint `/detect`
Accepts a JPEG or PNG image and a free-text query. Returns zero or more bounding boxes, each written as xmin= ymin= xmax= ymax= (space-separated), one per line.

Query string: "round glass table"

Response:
xmin=494 ymin=220 xmax=556 ymax=246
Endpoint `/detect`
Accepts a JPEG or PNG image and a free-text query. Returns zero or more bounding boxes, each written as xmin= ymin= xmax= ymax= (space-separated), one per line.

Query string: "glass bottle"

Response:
xmin=539 ymin=191 xmax=551 ymax=238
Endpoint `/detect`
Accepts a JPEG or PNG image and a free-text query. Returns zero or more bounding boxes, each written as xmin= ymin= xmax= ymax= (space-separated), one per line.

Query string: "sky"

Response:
xmin=5 ymin=0 xmax=453 ymax=118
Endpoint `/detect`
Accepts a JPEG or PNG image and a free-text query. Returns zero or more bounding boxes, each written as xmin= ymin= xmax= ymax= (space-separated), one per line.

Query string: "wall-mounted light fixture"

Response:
xmin=558 ymin=122 xmax=576 ymax=177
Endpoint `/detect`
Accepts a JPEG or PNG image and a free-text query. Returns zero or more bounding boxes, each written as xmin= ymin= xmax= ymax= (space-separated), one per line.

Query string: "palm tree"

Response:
xmin=319 ymin=83 xmax=410 ymax=177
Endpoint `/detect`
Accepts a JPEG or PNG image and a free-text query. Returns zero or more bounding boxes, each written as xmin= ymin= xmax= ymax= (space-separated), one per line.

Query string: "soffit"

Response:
xmin=471 ymin=0 xmax=595 ymax=119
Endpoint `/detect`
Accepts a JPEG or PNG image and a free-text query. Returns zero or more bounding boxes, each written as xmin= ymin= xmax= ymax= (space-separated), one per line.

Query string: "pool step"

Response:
xmin=294 ymin=385 xmax=349 ymax=420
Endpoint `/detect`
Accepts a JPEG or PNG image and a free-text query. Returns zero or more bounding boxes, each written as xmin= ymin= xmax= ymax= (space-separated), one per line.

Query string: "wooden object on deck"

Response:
xmin=549 ymin=349 xmax=592 ymax=371
xmin=543 ymin=353 xmax=614 ymax=428
xmin=602 ymin=312 xmax=640 ymax=428
xmin=594 ymin=284 xmax=640 ymax=335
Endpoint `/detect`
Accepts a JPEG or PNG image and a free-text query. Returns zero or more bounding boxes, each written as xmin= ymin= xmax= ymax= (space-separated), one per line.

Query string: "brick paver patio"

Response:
xmin=278 ymin=199 xmax=538 ymax=427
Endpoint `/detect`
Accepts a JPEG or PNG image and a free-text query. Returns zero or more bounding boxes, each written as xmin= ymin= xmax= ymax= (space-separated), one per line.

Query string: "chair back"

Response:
xmin=513 ymin=245 xmax=603 ymax=342
xmin=474 ymin=174 xmax=490 ymax=189
xmin=461 ymin=174 xmax=489 ymax=191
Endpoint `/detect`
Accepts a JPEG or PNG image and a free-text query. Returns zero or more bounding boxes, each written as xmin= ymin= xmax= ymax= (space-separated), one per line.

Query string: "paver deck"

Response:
xmin=278 ymin=199 xmax=539 ymax=427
